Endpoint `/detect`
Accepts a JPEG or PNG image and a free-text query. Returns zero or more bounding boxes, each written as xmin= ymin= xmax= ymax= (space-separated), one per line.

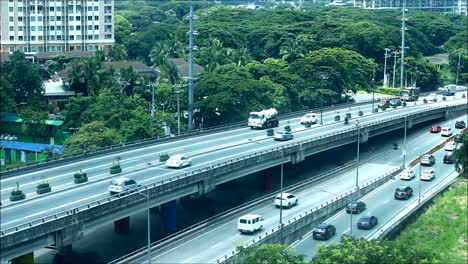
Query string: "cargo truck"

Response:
xmin=400 ymin=87 xmax=420 ymax=101
xmin=248 ymin=108 xmax=279 ymax=129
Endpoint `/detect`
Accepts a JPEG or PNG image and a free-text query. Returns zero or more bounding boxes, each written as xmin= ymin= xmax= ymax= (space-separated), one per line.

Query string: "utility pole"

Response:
xmin=187 ymin=6 xmax=197 ymax=131
xmin=400 ymin=0 xmax=408 ymax=91
xmin=147 ymin=81 xmax=157 ymax=117
xmin=392 ymin=51 xmax=399 ymax=88
xmin=383 ymin=48 xmax=390 ymax=87
xmin=456 ymin=51 xmax=461 ymax=85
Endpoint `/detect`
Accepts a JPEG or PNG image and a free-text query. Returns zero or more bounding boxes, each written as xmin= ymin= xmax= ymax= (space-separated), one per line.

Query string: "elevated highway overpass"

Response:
xmin=1 ymin=96 xmax=466 ymax=262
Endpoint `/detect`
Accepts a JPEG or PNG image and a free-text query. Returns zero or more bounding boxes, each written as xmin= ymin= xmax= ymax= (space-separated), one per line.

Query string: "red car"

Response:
xmin=429 ymin=126 xmax=441 ymax=133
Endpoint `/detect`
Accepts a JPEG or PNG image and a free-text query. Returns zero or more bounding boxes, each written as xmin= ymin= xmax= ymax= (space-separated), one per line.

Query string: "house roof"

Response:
xmin=0 ymin=140 xmax=64 ymax=154
xmin=43 ymin=78 xmax=76 ymax=97
xmin=0 ymin=112 xmax=64 ymax=126
xmin=34 ymin=51 xmax=94 ymax=60
xmin=103 ymin=61 xmax=159 ymax=78
xmin=167 ymin=58 xmax=204 ymax=77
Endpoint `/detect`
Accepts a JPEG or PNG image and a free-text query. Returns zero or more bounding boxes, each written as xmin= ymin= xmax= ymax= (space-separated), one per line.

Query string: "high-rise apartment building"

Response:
xmin=353 ymin=0 xmax=467 ymax=15
xmin=0 ymin=0 xmax=114 ymax=54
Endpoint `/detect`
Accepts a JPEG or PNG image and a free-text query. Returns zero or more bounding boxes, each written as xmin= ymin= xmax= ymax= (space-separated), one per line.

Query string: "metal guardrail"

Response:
xmin=1 ymin=101 xmax=465 ymax=237
xmin=1 ymin=97 xmax=396 ymax=175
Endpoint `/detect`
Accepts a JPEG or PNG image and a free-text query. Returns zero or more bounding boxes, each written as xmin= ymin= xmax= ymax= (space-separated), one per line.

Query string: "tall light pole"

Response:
xmin=418 ymin=154 xmax=422 ymax=204
xmin=321 ymin=190 xmax=353 ymax=236
xmin=279 ymin=147 xmax=284 ymax=240
xmin=319 ymin=74 xmax=328 ymax=125
xmin=383 ymin=48 xmax=390 ymax=87
xmin=147 ymin=81 xmax=157 ymax=117
xmin=400 ymin=0 xmax=408 ymax=91
xmin=355 ymin=121 xmax=360 ymax=188
xmin=174 ymin=88 xmax=183 ymax=136
xmin=117 ymin=79 xmax=130 ymax=94
xmin=136 ymin=190 xmax=151 ymax=264
xmin=187 ymin=6 xmax=197 ymax=131
xmin=392 ymin=51 xmax=400 ymax=88
xmin=402 ymin=115 xmax=407 ymax=167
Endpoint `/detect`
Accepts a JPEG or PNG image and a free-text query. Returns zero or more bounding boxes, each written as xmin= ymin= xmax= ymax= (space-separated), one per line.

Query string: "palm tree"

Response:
xmin=149 ymin=42 xmax=169 ymax=67
xmin=107 ymin=44 xmax=128 ymax=61
xmin=160 ymin=61 xmax=181 ymax=85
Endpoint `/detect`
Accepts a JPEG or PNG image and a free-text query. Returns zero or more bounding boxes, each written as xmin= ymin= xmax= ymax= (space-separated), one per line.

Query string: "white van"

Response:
xmin=237 ymin=214 xmax=263 ymax=234
xmin=441 ymin=127 xmax=452 ymax=137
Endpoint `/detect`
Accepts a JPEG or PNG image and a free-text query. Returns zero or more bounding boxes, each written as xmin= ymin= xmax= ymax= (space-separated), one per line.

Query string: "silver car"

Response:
xmin=108 ymin=177 xmax=141 ymax=195
xmin=274 ymin=131 xmax=293 ymax=141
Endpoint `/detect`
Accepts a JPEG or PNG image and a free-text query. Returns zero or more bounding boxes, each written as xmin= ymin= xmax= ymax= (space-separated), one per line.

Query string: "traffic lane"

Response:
xmin=148 ymin=117 xmax=460 ymax=263
xmin=1 ymin=101 xmax=383 ymax=192
xmin=293 ymin=143 xmax=456 ymax=259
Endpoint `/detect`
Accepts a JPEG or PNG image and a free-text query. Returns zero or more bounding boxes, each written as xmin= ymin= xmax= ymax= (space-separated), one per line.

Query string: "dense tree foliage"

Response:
xmin=238 ymin=244 xmax=304 ymax=264
xmin=453 ymin=132 xmax=468 ymax=178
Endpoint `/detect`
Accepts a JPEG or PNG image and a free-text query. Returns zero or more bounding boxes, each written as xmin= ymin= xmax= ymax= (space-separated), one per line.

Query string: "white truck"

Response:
xmin=441 ymin=85 xmax=457 ymax=96
xmin=248 ymin=108 xmax=279 ymax=129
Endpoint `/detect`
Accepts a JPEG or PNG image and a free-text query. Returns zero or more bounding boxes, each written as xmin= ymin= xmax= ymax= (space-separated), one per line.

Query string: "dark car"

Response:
xmin=378 ymin=100 xmax=391 ymax=108
xmin=357 ymin=215 xmax=378 ymax=230
xmin=443 ymin=152 xmax=454 ymax=164
xmin=346 ymin=201 xmax=366 ymax=214
xmin=454 ymin=133 xmax=463 ymax=143
xmin=312 ymin=223 xmax=336 ymax=240
xmin=429 ymin=125 xmax=442 ymax=133
xmin=420 ymin=154 xmax=435 ymax=166
xmin=389 ymin=99 xmax=401 ymax=107
xmin=394 ymin=185 xmax=413 ymax=200
xmin=455 ymin=120 xmax=466 ymax=129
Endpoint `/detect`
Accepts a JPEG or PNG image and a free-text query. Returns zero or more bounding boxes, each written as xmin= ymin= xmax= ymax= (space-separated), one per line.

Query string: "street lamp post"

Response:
xmin=355 ymin=121 xmax=360 ymax=188
xmin=147 ymin=81 xmax=157 ymax=117
xmin=403 ymin=115 xmax=407 ymax=167
xmin=174 ymin=89 xmax=183 ymax=136
xmin=319 ymin=74 xmax=328 ymax=125
xmin=137 ymin=190 xmax=151 ymax=264
xmin=418 ymin=154 xmax=422 ymax=204
xmin=279 ymin=147 xmax=284 ymax=239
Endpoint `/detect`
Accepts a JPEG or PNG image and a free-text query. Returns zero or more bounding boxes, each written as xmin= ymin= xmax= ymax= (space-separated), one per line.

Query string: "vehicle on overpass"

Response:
xmin=312 ymin=223 xmax=336 ymax=240
xmin=274 ymin=131 xmax=294 ymax=141
xmin=394 ymin=185 xmax=413 ymax=200
xmin=237 ymin=214 xmax=263 ymax=234
xmin=357 ymin=214 xmax=378 ymax=230
xmin=441 ymin=84 xmax=457 ymax=96
xmin=300 ymin=112 xmax=318 ymax=125
xmin=248 ymin=108 xmax=279 ymax=129
xmin=165 ymin=154 xmax=192 ymax=168
xmin=428 ymin=93 xmax=438 ymax=102
xmin=399 ymin=169 xmax=416 ymax=180
xmin=389 ymin=99 xmax=401 ymax=107
xmin=378 ymin=100 xmax=390 ymax=109
xmin=400 ymin=87 xmax=420 ymax=101
xmin=108 ymin=177 xmax=141 ymax=195
xmin=274 ymin=193 xmax=298 ymax=208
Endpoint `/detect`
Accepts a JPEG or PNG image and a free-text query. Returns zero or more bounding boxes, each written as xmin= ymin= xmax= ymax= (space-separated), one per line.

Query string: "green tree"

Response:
xmin=62 ymin=95 xmax=94 ymax=130
xmin=63 ymin=121 xmax=124 ymax=155
xmin=107 ymin=44 xmax=128 ymax=61
xmin=17 ymin=108 xmax=49 ymax=142
xmin=114 ymin=14 xmax=132 ymax=44
xmin=313 ymin=235 xmax=441 ymax=264
xmin=238 ymin=244 xmax=305 ymax=264
xmin=453 ymin=132 xmax=467 ymax=178
xmin=448 ymin=50 xmax=468 ymax=84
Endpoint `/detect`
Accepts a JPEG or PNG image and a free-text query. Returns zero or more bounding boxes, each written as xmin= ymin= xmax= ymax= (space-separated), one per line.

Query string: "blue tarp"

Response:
xmin=0 ymin=140 xmax=64 ymax=155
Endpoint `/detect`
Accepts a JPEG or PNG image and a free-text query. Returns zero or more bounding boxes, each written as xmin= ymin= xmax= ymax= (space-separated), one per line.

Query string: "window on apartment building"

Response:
xmin=87 ymin=35 xmax=92 ymax=40
xmin=9 ymin=7 xmax=13 ymax=12
xmin=94 ymin=16 xmax=99 ymax=20
xmin=76 ymin=26 xmax=81 ymax=30
xmin=76 ymin=35 xmax=81 ymax=40
xmin=18 ymin=26 xmax=23 ymax=31
xmin=9 ymin=26 xmax=14 ymax=31
xmin=76 ymin=16 xmax=81 ymax=21
xmin=50 ymin=16 xmax=55 ymax=21
xmin=38 ymin=36 xmax=43 ymax=40
xmin=19 ymin=36 xmax=24 ymax=41
xmin=57 ymin=16 xmax=61 ymax=21
xmin=57 ymin=26 xmax=62 ymax=31
xmin=70 ymin=35 xmax=74 ymax=40
xmin=50 ymin=7 xmax=55 ymax=11
xmin=70 ymin=26 xmax=74 ymax=30
xmin=9 ymin=17 xmax=13 ymax=22
xmin=94 ymin=34 xmax=99 ymax=39
xmin=87 ymin=6 xmax=92 ymax=11
xmin=57 ymin=35 xmax=62 ymax=40
xmin=87 ymin=25 xmax=92 ymax=30
xmin=57 ymin=6 xmax=62 ymax=12
xmin=50 ymin=26 xmax=55 ymax=31
xmin=69 ymin=16 xmax=74 ymax=21
xmin=31 ymin=17 xmax=36 ymax=22
xmin=94 ymin=6 xmax=99 ymax=11
xmin=38 ymin=26 xmax=43 ymax=31
xmin=105 ymin=34 xmax=112 ymax=39
xmin=95 ymin=25 xmax=99 ymax=30
xmin=31 ymin=36 xmax=36 ymax=41
xmin=10 ymin=36 xmax=14 ymax=41
xmin=38 ymin=16 xmax=43 ymax=22
xmin=9 ymin=47 xmax=15 ymax=53
xmin=9 ymin=0 xmax=14 ymax=2
xmin=31 ymin=26 xmax=36 ymax=31
xmin=31 ymin=47 xmax=38 ymax=52
xmin=18 ymin=7 xmax=23 ymax=12
xmin=88 ymin=16 xmax=93 ymax=21
xmin=57 ymin=46 xmax=63 ymax=52
xmin=18 ymin=17 xmax=23 ymax=22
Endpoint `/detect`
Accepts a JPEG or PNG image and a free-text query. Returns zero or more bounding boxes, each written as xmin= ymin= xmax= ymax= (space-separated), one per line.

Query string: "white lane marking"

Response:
xmin=341 ymin=228 xmax=350 ymax=235
xmin=210 ymin=241 xmax=224 ymax=249
xmin=183 ymin=256 xmax=196 ymax=263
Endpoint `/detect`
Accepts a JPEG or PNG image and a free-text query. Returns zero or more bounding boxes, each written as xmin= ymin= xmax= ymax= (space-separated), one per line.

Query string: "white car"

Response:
xmin=399 ymin=169 xmax=416 ymax=180
xmin=108 ymin=177 xmax=141 ymax=195
xmin=274 ymin=192 xmax=298 ymax=208
xmin=428 ymin=93 xmax=438 ymax=102
xmin=444 ymin=141 xmax=457 ymax=151
xmin=300 ymin=113 xmax=318 ymax=125
xmin=420 ymin=169 xmax=436 ymax=181
xmin=165 ymin=154 xmax=192 ymax=168
xmin=441 ymin=127 xmax=452 ymax=137
xmin=238 ymin=214 xmax=263 ymax=234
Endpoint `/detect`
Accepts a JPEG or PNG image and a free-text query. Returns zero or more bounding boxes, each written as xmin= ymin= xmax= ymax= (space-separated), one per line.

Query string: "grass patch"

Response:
xmin=394 ymin=179 xmax=467 ymax=264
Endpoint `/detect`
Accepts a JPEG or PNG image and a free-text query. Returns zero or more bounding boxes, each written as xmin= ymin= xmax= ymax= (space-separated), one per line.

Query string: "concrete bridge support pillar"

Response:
xmin=262 ymin=169 xmax=273 ymax=192
xmin=59 ymin=244 xmax=72 ymax=256
xmin=161 ymin=200 xmax=177 ymax=234
xmin=10 ymin=252 xmax=34 ymax=264
xmin=114 ymin=216 xmax=130 ymax=234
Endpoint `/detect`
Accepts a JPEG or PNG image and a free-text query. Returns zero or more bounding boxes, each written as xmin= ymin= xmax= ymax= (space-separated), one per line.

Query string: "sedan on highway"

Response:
xmin=300 ymin=113 xmax=318 ymax=125
xmin=421 ymin=169 xmax=436 ymax=181
xmin=420 ymin=154 xmax=435 ymax=166
xmin=429 ymin=125 xmax=441 ymax=133
xmin=108 ymin=177 xmax=141 ymax=195
xmin=428 ymin=93 xmax=438 ymax=102
xmin=399 ymin=169 xmax=416 ymax=180
xmin=357 ymin=215 xmax=378 ymax=230
xmin=444 ymin=141 xmax=457 ymax=151
xmin=378 ymin=100 xmax=390 ymax=108
xmin=389 ymin=99 xmax=401 ymax=107
xmin=274 ymin=131 xmax=294 ymax=141
xmin=312 ymin=223 xmax=336 ymax=240
xmin=443 ymin=152 xmax=454 ymax=164
xmin=394 ymin=185 xmax=413 ymax=200
xmin=165 ymin=154 xmax=192 ymax=168
xmin=455 ymin=120 xmax=466 ymax=129
xmin=346 ymin=200 xmax=366 ymax=214
xmin=274 ymin=193 xmax=298 ymax=208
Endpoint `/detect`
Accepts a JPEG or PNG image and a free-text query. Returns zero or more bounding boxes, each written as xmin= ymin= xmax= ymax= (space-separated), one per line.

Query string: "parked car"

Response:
xmin=312 ymin=223 xmax=336 ymax=240
xmin=238 ymin=214 xmax=263 ymax=234
xmin=274 ymin=131 xmax=294 ymax=141
xmin=389 ymin=99 xmax=401 ymax=107
xmin=428 ymin=93 xmax=438 ymax=102
xmin=165 ymin=154 xmax=192 ymax=168
xmin=300 ymin=113 xmax=318 ymax=125
xmin=274 ymin=192 xmax=298 ymax=208
xmin=441 ymin=127 xmax=452 ymax=137
xmin=455 ymin=120 xmax=466 ymax=129
xmin=357 ymin=215 xmax=378 ymax=230
xmin=443 ymin=152 xmax=454 ymax=164
xmin=346 ymin=200 xmax=366 ymax=214
xmin=421 ymin=168 xmax=436 ymax=181
xmin=394 ymin=185 xmax=413 ymax=200
xmin=108 ymin=177 xmax=141 ymax=195
xmin=429 ymin=125 xmax=442 ymax=133
xmin=378 ymin=100 xmax=391 ymax=108
xmin=444 ymin=141 xmax=457 ymax=151
xmin=399 ymin=168 xmax=416 ymax=180
xmin=420 ymin=154 xmax=435 ymax=166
